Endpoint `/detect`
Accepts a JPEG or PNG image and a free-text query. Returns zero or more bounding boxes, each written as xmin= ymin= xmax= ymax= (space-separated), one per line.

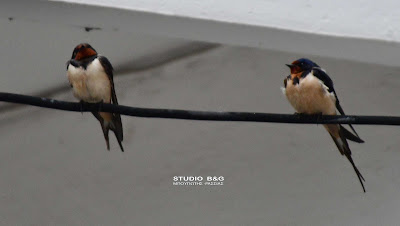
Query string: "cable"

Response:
xmin=1 ymin=92 xmax=399 ymax=125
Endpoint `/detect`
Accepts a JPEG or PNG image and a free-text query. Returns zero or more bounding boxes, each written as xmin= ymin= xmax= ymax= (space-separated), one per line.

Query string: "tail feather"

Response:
xmin=348 ymin=124 xmax=361 ymax=140
xmin=111 ymin=113 xmax=124 ymax=152
xmin=341 ymin=125 xmax=364 ymax=143
xmin=112 ymin=114 xmax=124 ymax=141
xmin=341 ymin=140 xmax=366 ymax=192
xmin=114 ymin=135 xmax=124 ymax=152
xmin=329 ymin=133 xmax=345 ymax=155
xmin=328 ymin=127 xmax=366 ymax=192
xmin=92 ymin=111 xmax=124 ymax=152
xmin=101 ymin=125 xmax=110 ymax=151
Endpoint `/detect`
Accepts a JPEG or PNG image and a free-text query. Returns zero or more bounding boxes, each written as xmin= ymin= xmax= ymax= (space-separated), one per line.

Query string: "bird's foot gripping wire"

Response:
xmin=79 ymin=100 xmax=86 ymax=114
xmin=97 ymin=100 xmax=104 ymax=112
xmin=313 ymin=112 xmax=323 ymax=125
xmin=294 ymin=112 xmax=305 ymax=116
xmin=294 ymin=112 xmax=324 ymax=125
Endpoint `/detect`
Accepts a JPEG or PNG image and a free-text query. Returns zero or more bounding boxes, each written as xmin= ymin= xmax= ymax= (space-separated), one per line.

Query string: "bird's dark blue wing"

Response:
xmin=98 ymin=55 xmax=124 ymax=142
xmin=312 ymin=67 xmax=362 ymax=140
xmin=98 ymin=56 xmax=117 ymax=104
xmin=312 ymin=67 xmax=334 ymax=93
xmin=98 ymin=56 xmax=114 ymax=79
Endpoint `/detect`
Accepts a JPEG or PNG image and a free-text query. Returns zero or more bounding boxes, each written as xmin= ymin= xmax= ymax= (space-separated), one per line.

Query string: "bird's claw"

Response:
xmin=79 ymin=100 xmax=85 ymax=114
xmin=313 ymin=112 xmax=323 ymax=122
xmin=98 ymin=100 xmax=104 ymax=112
xmin=294 ymin=112 xmax=324 ymax=125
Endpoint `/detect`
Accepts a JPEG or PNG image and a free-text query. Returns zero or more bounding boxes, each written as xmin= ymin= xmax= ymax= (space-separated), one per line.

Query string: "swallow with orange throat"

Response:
xmin=282 ymin=58 xmax=365 ymax=192
xmin=66 ymin=43 xmax=124 ymax=152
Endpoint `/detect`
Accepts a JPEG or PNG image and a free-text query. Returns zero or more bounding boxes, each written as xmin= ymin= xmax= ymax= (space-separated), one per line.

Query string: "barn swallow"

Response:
xmin=282 ymin=58 xmax=365 ymax=192
xmin=66 ymin=43 xmax=124 ymax=152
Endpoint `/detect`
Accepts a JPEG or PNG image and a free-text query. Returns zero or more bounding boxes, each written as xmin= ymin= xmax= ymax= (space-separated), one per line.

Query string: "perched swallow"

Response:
xmin=282 ymin=58 xmax=365 ymax=192
xmin=66 ymin=43 xmax=124 ymax=152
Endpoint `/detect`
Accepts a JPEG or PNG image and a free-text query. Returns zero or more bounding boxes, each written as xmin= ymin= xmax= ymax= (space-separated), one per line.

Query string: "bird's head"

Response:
xmin=286 ymin=58 xmax=319 ymax=74
xmin=71 ymin=43 xmax=97 ymax=60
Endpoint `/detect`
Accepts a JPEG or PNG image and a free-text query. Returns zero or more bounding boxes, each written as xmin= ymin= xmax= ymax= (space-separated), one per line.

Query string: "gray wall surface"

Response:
xmin=1 ymin=46 xmax=400 ymax=225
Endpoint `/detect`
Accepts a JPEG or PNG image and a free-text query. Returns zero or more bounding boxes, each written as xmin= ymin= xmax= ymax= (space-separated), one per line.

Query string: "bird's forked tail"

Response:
xmin=325 ymin=124 xmax=365 ymax=192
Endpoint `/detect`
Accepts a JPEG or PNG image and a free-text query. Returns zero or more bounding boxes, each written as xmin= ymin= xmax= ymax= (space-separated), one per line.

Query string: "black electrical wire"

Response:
xmin=1 ymin=92 xmax=400 ymax=125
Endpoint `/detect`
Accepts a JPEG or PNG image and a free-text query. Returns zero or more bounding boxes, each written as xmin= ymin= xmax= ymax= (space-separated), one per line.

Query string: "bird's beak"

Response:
xmin=286 ymin=64 xmax=294 ymax=68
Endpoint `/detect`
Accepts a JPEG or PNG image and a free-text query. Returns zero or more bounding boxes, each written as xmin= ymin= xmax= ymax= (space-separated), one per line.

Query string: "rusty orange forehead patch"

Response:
xmin=73 ymin=43 xmax=97 ymax=60
xmin=289 ymin=65 xmax=301 ymax=74
xmin=75 ymin=48 xmax=97 ymax=60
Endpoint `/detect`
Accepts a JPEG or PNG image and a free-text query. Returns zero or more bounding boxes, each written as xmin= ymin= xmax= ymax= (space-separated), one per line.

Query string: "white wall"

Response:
xmin=53 ymin=0 xmax=400 ymax=67
xmin=63 ymin=0 xmax=400 ymax=43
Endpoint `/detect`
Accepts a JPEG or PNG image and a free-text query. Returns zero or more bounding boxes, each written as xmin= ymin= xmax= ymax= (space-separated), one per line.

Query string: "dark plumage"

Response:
xmin=284 ymin=58 xmax=365 ymax=192
xmin=67 ymin=43 xmax=124 ymax=152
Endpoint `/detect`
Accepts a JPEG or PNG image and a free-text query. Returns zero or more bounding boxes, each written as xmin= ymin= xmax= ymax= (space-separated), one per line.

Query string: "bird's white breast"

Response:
xmin=67 ymin=58 xmax=111 ymax=103
xmin=284 ymin=73 xmax=336 ymax=115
